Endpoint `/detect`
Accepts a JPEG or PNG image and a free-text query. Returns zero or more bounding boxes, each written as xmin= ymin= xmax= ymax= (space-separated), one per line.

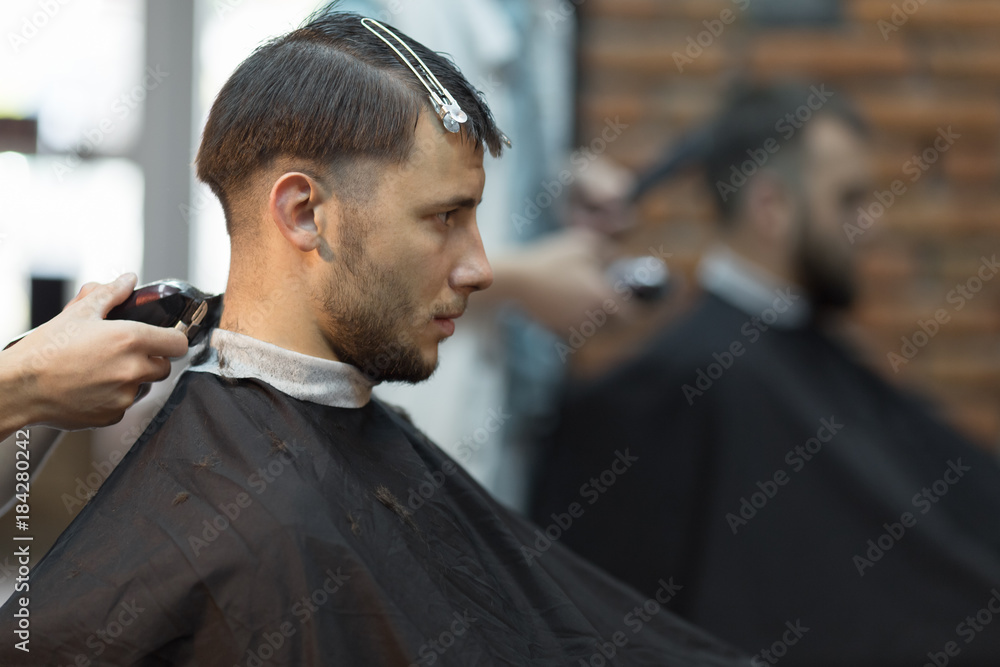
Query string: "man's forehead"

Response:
xmin=806 ymin=117 xmax=870 ymax=176
xmin=407 ymin=173 xmax=485 ymax=211
xmin=808 ymin=117 xmax=867 ymax=159
xmin=384 ymin=113 xmax=486 ymax=201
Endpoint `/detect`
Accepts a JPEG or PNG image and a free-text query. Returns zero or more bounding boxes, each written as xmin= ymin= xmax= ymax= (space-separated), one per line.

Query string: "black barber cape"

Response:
xmin=0 ymin=329 xmax=748 ymax=666
xmin=531 ymin=288 xmax=1000 ymax=667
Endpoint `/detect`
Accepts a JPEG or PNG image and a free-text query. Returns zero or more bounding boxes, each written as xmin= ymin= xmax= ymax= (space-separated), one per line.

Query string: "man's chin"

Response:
xmin=808 ymin=273 xmax=857 ymax=313
xmin=376 ymin=346 xmax=439 ymax=385
xmin=799 ymin=246 xmax=857 ymax=313
xmin=388 ymin=359 xmax=438 ymax=385
xmin=411 ymin=348 xmax=440 ymax=384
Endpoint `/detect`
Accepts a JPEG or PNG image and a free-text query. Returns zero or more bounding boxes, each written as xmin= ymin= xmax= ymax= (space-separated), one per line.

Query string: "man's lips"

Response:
xmin=432 ymin=311 xmax=463 ymax=337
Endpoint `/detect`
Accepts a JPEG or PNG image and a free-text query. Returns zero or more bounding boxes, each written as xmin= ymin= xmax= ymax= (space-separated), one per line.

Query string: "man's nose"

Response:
xmin=451 ymin=224 xmax=493 ymax=294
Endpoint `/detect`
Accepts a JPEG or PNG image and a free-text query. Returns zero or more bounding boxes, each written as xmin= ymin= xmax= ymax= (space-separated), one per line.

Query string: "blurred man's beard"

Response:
xmin=796 ymin=210 xmax=857 ymax=313
xmin=319 ymin=251 xmax=438 ymax=385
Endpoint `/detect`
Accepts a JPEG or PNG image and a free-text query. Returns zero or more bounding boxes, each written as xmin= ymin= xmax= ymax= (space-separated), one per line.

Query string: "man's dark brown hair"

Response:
xmin=195 ymin=5 xmax=506 ymax=236
xmin=703 ymin=80 xmax=868 ymax=223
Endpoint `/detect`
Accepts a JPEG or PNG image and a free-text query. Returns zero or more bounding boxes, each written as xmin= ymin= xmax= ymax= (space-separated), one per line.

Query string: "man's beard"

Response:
xmin=795 ymin=210 xmax=857 ymax=313
xmin=318 ymin=240 xmax=437 ymax=385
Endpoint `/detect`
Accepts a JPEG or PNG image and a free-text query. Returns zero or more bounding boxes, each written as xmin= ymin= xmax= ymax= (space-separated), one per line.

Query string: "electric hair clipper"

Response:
xmin=104 ymin=279 xmax=223 ymax=345
xmin=5 ymin=279 xmax=223 ymax=351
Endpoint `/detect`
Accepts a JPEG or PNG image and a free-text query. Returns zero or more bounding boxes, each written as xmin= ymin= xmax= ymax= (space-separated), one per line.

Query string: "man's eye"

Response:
xmin=435 ymin=211 xmax=454 ymax=226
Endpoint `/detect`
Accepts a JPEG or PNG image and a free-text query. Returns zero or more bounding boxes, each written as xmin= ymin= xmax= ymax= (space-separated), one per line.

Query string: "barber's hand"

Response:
xmin=490 ymin=228 xmax=631 ymax=334
xmin=5 ymin=273 xmax=189 ymax=430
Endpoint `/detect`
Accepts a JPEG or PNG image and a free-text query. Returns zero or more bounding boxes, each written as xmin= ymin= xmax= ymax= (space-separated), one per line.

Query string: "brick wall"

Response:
xmin=575 ymin=0 xmax=1000 ymax=448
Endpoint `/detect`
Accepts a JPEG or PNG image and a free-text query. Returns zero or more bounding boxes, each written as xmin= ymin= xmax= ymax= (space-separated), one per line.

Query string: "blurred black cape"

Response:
xmin=0 ymin=369 xmax=749 ymax=666
xmin=531 ymin=292 xmax=1000 ymax=666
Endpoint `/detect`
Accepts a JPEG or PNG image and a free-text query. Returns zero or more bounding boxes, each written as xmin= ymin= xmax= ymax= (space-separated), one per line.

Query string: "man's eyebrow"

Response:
xmin=426 ymin=195 xmax=482 ymax=210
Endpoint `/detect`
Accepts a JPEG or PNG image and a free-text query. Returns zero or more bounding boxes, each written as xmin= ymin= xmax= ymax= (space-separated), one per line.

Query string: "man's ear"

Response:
xmin=269 ymin=172 xmax=339 ymax=258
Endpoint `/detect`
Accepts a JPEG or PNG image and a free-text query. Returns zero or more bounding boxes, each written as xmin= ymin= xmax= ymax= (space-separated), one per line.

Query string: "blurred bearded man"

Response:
xmin=0 ymin=7 xmax=752 ymax=666
xmin=531 ymin=82 xmax=1000 ymax=667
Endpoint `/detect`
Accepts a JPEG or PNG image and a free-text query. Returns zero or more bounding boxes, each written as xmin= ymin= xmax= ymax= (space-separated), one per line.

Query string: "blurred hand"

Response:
xmin=490 ymin=228 xmax=631 ymax=334
xmin=1 ymin=273 xmax=189 ymax=434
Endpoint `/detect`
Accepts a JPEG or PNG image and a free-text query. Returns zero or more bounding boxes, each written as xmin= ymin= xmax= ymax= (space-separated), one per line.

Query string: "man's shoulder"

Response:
xmin=63 ymin=370 xmax=337 ymax=537
xmin=584 ymin=295 xmax=757 ymax=386
xmin=6 ymin=369 xmax=365 ymax=639
xmin=142 ymin=369 xmax=297 ymax=445
xmin=563 ymin=293 xmax=823 ymax=420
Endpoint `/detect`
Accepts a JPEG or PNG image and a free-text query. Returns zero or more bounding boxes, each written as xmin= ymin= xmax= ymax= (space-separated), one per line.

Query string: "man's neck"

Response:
xmin=721 ymin=234 xmax=798 ymax=287
xmin=219 ymin=280 xmax=340 ymax=363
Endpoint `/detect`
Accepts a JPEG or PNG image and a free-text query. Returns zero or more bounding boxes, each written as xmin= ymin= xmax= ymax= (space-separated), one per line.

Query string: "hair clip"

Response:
xmin=361 ymin=17 xmax=468 ymax=133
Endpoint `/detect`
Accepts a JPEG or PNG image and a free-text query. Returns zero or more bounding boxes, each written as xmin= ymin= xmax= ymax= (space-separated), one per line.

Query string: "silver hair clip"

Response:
xmin=361 ymin=17 xmax=469 ymax=134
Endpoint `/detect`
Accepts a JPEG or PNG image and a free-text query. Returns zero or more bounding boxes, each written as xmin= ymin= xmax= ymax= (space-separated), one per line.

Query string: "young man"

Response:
xmin=0 ymin=9 xmax=748 ymax=666
xmin=531 ymin=83 xmax=1000 ymax=666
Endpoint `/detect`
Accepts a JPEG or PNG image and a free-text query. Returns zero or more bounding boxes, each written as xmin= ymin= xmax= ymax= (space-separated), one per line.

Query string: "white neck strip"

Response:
xmin=186 ymin=328 xmax=377 ymax=409
xmin=697 ymin=245 xmax=812 ymax=329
